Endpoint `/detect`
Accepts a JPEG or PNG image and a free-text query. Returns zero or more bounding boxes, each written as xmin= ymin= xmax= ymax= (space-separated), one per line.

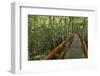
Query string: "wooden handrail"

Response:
xmin=76 ymin=33 xmax=88 ymax=58
xmin=44 ymin=33 xmax=74 ymax=60
xmin=58 ymin=50 xmax=66 ymax=59
xmin=44 ymin=32 xmax=88 ymax=60
xmin=58 ymin=38 xmax=74 ymax=59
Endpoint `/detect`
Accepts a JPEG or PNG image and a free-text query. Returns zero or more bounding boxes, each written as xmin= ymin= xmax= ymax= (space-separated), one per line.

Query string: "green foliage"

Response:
xmin=28 ymin=15 xmax=88 ymax=60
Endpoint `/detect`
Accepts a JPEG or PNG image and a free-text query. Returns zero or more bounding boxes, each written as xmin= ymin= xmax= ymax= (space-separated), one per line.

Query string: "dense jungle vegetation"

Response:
xmin=28 ymin=15 xmax=88 ymax=60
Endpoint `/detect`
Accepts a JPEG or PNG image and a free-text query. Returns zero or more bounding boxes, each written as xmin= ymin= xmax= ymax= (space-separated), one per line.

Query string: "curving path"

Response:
xmin=65 ymin=33 xmax=83 ymax=59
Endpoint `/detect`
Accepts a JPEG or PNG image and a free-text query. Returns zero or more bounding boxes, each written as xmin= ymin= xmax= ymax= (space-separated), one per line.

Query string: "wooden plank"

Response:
xmin=58 ymin=50 xmax=66 ymax=59
xmin=44 ymin=33 xmax=74 ymax=60
xmin=76 ymin=33 xmax=88 ymax=58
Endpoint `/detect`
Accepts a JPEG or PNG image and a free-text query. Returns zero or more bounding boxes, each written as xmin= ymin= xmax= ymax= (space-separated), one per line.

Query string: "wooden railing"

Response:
xmin=76 ymin=33 xmax=88 ymax=58
xmin=44 ymin=33 xmax=74 ymax=60
xmin=58 ymin=38 xmax=73 ymax=59
xmin=44 ymin=32 xmax=88 ymax=60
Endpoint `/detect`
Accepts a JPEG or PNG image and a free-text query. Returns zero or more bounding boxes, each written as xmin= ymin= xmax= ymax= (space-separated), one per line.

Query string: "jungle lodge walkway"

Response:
xmin=65 ymin=33 xmax=83 ymax=59
xmin=44 ymin=32 xmax=88 ymax=60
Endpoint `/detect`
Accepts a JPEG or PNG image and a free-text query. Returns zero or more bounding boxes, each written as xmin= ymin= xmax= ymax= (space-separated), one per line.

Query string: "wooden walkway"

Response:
xmin=44 ymin=32 xmax=88 ymax=60
xmin=65 ymin=33 xmax=83 ymax=58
